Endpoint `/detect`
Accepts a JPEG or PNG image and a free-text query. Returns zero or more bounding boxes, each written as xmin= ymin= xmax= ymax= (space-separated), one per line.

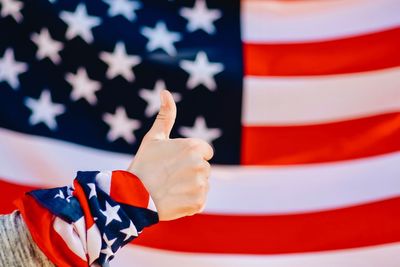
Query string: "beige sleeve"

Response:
xmin=0 ymin=210 xmax=55 ymax=267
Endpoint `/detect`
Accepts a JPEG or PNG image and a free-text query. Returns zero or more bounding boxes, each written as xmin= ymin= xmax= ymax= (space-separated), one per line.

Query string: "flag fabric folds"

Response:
xmin=15 ymin=170 xmax=158 ymax=266
xmin=0 ymin=0 xmax=400 ymax=266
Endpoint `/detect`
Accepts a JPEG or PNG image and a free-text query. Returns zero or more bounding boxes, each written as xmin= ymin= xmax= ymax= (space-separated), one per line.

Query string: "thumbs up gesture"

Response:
xmin=128 ymin=90 xmax=213 ymax=221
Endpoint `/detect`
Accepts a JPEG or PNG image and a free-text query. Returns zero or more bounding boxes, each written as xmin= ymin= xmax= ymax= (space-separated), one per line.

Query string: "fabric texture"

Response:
xmin=15 ymin=170 xmax=158 ymax=267
xmin=0 ymin=210 xmax=55 ymax=267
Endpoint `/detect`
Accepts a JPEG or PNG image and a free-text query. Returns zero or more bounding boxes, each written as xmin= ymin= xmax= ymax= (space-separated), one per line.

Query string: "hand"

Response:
xmin=128 ymin=90 xmax=213 ymax=221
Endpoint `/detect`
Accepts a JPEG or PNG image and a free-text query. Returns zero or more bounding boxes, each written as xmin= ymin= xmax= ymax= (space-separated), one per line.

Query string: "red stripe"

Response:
xmin=73 ymin=180 xmax=95 ymax=228
xmin=244 ymin=27 xmax=400 ymax=76
xmin=0 ymin=179 xmax=37 ymax=213
xmin=2 ymin=178 xmax=400 ymax=254
xmin=135 ymin=197 xmax=400 ymax=254
xmin=241 ymin=112 xmax=400 ymax=165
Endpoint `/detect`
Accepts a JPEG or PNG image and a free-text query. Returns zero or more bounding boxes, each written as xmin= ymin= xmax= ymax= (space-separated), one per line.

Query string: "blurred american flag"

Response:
xmin=0 ymin=0 xmax=400 ymax=266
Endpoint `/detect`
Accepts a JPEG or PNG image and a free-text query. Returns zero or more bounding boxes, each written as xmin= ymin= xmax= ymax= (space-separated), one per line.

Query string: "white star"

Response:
xmin=31 ymin=28 xmax=64 ymax=64
xmin=100 ymin=200 xmax=122 ymax=226
xmin=0 ymin=48 xmax=28 ymax=90
xmin=65 ymin=67 xmax=101 ymax=105
xmin=179 ymin=116 xmax=222 ymax=144
xmin=180 ymin=0 xmax=222 ymax=34
xmin=0 ymin=0 xmax=23 ymax=22
xmin=60 ymin=3 xmax=101 ymax=43
xmin=138 ymin=80 xmax=181 ymax=117
xmin=87 ymin=183 xmax=96 ymax=199
xmin=99 ymin=42 xmax=141 ymax=82
xmin=140 ymin=21 xmax=182 ymax=56
xmin=120 ymin=220 xmax=138 ymax=241
xmin=180 ymin=51 xmax=223 ymax=91
xmin=103 ymin=0 xmax=141 ymax=21
xmin=103 ymin=233 xmax=116 ymax=248
xmin=103 ymin=107 xmax=141 ymax=143
xmin=54 ymin=189 xmax=72 ymax=203
xmin=24 ymin=90 xmax=65 ymax=130
xmin=100 ymin=233 xmax=116 ymax=262
xmin=54 ymin=190 xmax=65 ymax=199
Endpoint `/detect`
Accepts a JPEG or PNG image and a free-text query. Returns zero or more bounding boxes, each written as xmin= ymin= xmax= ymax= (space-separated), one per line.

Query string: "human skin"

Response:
xmin=128 ymin=90 xmax=213 ymax=221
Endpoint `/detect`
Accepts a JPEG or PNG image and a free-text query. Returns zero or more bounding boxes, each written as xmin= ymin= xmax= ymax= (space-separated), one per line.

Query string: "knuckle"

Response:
xmin=205 ymin=181 xmax=210 ymax=193
xmin=189 ymin=152 xmax=202 ymax=162
xmin=186 ymin=176 xmax=207 ymax=195
xmin=195 ymin=177 xmax=207 ymax=190
xmin=185 ymin=138 xmax=206 ymax=152
xmin=156 ymin=111 xmax=168 ymax=121
xmin=193 ymin=162 xmax=211 ymax=179
xmin=203 ymin=161 xmax=211 ymax=173
xmin=193 ymin=196 xmax=205 ymax=211
xmin=207 ymin=144 xmax=214 ymax=159
xmin=185 ymin=138 xmax=201 ymax=150
xmin=193 ymin=160 xmax=207 ymax=172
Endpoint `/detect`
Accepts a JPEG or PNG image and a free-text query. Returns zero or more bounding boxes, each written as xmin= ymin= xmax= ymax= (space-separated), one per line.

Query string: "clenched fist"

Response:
xmin=128 ymin=90 xmax=213 ymax=221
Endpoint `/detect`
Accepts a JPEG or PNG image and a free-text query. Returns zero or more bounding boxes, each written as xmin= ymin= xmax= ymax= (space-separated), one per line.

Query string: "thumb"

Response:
xmin=145 ymin=90 xmax=177 ymax=140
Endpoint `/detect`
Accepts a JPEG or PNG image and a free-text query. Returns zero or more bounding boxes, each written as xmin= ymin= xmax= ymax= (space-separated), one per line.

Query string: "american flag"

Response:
xmin=1 ymin=0 xmax=400 ymax=266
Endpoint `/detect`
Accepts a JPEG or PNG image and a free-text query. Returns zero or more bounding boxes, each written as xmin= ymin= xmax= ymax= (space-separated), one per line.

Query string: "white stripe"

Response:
xmin=112 ymin=243 xmax=400 ymax=267
xmin=242 ymin=0 xmax=400 ymax=43
xmin=243 ymin=67 xmax=400 ymax=126
xmin=210 ymin=152 xmax=400 ymax=214
xmin=96 ymin=171 xmax=112 ymax=195
xmin=53 ymin=217 xmax=87 ymax=261
xmin=0 ymin=128 xmax=131 ymax=187
xmin=87 ymin=224 xmax=102 ymax=265
xmin=0 ymin=128 xmax=399 ymax=214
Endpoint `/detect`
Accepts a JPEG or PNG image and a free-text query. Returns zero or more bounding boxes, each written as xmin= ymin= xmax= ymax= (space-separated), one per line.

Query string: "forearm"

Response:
xmin=0 ymin=211 xmax=54 ymax=267
xmin=1 ymin=91 xmax=212 ymax=266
